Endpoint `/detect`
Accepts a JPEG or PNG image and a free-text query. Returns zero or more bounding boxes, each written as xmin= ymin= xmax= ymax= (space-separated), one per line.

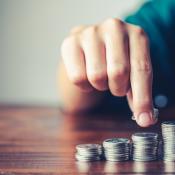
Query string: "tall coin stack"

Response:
xmin=75 ymin=144 xmax=102 ymax=161
xmin=162 ymin=121 xmax=175 ymax=161
xmin=132 ymin=132 xmax=159 ymax=161
xmin=103 ymin=138 xmax=130 ymax=161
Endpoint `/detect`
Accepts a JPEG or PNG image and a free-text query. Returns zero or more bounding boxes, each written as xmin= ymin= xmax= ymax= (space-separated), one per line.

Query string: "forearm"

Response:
xmin=57 ymin=62 xmax=105 ymax=113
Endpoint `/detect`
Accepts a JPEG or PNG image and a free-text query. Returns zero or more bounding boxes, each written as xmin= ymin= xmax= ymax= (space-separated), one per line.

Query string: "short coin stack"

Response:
xmin=162 ymin=121 xmax=175 ymax=161
xmin=103 ymin=138 xmax=130 ymax=161
xmin=132 ymin=132 xmax=159 ymax=161
xmin=75 ymin=144 xmax=102 ymax=161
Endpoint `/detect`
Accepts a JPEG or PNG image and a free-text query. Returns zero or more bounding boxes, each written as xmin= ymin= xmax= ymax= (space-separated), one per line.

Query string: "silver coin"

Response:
xmin=161 ymin=121 xmax=175 ymax=161
xmin=132 ymin=132 xmax=158 ymax=162
xmin=132 ymin=132 xmax=158 ymax=140
xmin=76 ymin=144 xmax=102 ymax=151
xmin=103 ymin=138 xmax=129 ymax=147
xmin=162 ymin=121 xmax=175 ymax=126
xmin=103 ymin=137 xmax=130 ymax=162
xmin=104 ymin=150 xmax=129 ymax=154
xmin=75 ymin=143 xmax=102 ymax=162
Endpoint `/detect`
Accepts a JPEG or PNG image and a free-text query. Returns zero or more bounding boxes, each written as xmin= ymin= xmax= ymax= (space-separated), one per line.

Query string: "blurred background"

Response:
xmin=0 ymin=0 xmax=146 ymax=106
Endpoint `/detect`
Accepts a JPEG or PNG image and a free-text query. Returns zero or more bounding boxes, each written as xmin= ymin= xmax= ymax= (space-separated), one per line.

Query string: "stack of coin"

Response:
xmin=132 ymin=132 xmax=159 ymax=161
xmin=75 ymin=144 xmax=102 ymax=161
xmin=162 ymin=121 xmax=175 ymax=161
xmin=103 ymin=138 xmax=130 ymax=161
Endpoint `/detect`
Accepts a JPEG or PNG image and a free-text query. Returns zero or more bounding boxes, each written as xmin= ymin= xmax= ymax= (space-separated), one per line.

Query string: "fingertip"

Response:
xmin=136 ymin=112 xmax=157 ymax=127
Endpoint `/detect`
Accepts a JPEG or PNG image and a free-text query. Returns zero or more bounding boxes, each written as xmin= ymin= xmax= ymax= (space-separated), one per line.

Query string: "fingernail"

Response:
xmin=137 ymin=112 xmax=153 ymax=127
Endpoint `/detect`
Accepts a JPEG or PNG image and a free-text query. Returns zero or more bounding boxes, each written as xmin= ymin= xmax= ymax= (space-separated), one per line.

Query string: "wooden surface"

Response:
xmin=0 ymin=105 xmax=174 ymax=174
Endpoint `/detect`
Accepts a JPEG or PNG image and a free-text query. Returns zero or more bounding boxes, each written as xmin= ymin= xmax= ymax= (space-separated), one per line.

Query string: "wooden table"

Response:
xmin=0 ymin=105 xmax=175 ymax=174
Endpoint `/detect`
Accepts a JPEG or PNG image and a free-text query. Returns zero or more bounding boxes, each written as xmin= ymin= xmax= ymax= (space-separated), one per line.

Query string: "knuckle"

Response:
xmin=70 ymin=25 xmax=85 ymax=34
xmin=88 ymin=71 xmax=106 ymax=85
xmin=132 ymin=26 xmax=145 ymax=35
xmin=109 ymin=66 xmax=129 ymax=97
xmin=105 ymin=18 xmax=116 ymax=25
xmin=70 ymin=73 xmax=87 ymax=86
xmin=110 ymin=88 xmax=126 ymax=97
xmin=80 ymin=26 xmax=98 ymax=44
xmin=128 ymin=25 xmax=149 ymax=44
xmin=131 ymin=26 xmax=149 ymax=41
xmin=81 ymin=26 xmax=97 ymax=38
xmin=61 ymin=35 xmax=78 ymax=53
xmin=115 ymin=18 xmax=124 ymax=27
xmin=135 ymin=61 xmax=152 ymax=73
xmin=105 ymin=18 xmax=123 ymax=26
xmin=102 ymin=18 xmax=124 ymax=32
xmin=110 ymin=65 xmax=129 ymax=80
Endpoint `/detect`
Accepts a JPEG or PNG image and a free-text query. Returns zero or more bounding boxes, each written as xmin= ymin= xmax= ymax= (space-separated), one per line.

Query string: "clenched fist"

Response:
xmin=60 ymin=18 xmax=157 ymax=127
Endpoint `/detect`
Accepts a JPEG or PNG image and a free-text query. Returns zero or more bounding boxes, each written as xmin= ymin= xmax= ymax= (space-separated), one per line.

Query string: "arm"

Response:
xmin=58 ymin=0 xmax=175 ymax=127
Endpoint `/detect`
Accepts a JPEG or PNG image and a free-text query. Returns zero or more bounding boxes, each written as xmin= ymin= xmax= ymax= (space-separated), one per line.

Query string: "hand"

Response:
xmin=61 ymin=18 xmax=156 ymax=127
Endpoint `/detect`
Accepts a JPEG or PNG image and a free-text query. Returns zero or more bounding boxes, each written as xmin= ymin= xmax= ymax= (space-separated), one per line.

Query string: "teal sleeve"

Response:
xmin=125 ymin=0 xmax=175 ymax=105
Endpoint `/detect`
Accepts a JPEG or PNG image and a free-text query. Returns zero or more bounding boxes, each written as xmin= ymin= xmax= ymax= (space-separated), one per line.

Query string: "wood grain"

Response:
xmin=0 ymin=105 xmax=174 ymax=174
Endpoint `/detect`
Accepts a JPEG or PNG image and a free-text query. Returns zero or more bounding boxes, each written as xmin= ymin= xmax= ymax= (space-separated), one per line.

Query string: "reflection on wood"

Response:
xmin=0 ymin=105 xmax=174 ymax=174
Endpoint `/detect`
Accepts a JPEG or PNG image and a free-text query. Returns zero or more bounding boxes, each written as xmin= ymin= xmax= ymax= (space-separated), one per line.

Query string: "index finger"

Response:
xmin=128 ymin=25 xmax=155 ymax=127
